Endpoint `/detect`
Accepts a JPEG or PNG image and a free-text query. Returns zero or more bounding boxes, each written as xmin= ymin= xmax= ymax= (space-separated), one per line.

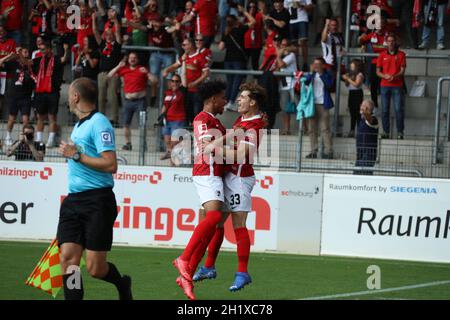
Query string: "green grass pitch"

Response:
xmin=1 ymin=241 xmax=450 ymax=300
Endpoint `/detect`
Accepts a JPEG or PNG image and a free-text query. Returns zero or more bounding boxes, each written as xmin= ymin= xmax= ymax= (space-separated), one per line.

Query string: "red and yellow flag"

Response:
xmin=25 ymin=239 xmax=63 ymax=298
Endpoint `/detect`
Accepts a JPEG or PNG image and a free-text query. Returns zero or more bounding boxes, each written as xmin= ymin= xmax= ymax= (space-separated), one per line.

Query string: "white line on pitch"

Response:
xmin=301 ymin=280 xmax=450 ymax=300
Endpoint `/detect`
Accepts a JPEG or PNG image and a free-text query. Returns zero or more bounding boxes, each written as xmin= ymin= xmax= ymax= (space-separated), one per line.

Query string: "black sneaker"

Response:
xmin=119 ymin=275 xmax=133 ymax=300
xmin=380 ymin=133 xmax=390 ymax=139
xmin=122 ymin=143 xmax=132 ymax=151
xmin=306 ymin=152 xmax=317 ymax=159
xmin=397 ymin=133 xmax=404 ymax=140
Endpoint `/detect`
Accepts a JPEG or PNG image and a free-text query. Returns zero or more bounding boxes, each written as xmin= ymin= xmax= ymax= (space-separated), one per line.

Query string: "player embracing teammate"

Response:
xmin=173 ymin=81 xmax=267 ymax=300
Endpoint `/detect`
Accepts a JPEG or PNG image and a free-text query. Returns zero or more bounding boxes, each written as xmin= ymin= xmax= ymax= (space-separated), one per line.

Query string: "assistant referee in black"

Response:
xmin=57 ymin=77 xmax=132 ymax=300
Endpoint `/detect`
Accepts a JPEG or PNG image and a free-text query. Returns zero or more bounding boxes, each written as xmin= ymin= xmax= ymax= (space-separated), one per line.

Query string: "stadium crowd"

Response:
xmin=0 ymin=0 xmax=448 ymax=160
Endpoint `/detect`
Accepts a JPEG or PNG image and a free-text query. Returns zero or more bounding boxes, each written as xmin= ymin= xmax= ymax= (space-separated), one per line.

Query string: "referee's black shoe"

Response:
xmin=119 ymin=275 xmax=133 ymax=300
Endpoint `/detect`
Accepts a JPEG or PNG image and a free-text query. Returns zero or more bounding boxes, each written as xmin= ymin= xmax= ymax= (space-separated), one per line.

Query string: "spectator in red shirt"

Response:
xmin=159 ymin=74 xmax=186 ymax=162
xmin=376 ymin=34 xmax=406 ymax=139
xmin=108 ymin=52 xmax=157 ymax=150
xmin=163 ymin=37 xmax=210 ymax=125
xmin=0 ymin=0 xmax=24 ymax=45
xmin=186 ymin=0 xmax=218 ymax=48
xmin=244 ymin=1 xmax=264 ymax=70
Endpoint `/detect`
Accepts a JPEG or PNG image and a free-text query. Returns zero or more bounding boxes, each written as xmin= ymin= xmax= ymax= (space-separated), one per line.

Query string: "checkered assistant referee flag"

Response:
xmin=25 ymin=239 xmax=85 ymax=298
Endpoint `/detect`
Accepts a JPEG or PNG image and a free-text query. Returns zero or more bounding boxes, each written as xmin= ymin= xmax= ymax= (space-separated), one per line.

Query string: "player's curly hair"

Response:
xmin=197 ymin=80 xmax=227 ymax=104
xmin=239 ymin=82 xmax=267 ymax=109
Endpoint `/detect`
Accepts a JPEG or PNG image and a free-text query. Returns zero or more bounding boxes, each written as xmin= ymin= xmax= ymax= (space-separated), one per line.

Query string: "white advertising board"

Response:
xmin=277 ymin=173 xmax=323 ymax=255
xmin=321 ymin=174 xmax=450 ymax=263
xmin=0 ymin=161 xmax=279 ymax=251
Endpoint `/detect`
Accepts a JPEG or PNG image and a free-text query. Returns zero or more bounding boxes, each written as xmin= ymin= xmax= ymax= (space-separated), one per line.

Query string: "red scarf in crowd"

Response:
xmin=35 ymin=54 xmax=54 ymax=93
xmin=102 ymin=41 xmax=113 ymax=57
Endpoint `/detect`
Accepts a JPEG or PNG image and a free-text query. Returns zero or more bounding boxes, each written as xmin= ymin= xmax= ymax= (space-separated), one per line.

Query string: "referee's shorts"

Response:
xmin=57 ymin=187 xmax=118 ymax=251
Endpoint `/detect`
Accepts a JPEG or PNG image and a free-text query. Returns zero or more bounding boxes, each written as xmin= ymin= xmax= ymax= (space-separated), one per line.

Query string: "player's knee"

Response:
xmin=86 ymin=262 xmax=106 ymax=279
xmin=60 ymin=253 xmax=80 ymax=273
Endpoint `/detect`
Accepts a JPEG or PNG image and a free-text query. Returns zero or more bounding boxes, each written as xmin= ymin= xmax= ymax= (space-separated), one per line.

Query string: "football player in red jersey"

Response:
xmin=173 ymin=80 xmax=228 ymax=300
xmin=193 ymin=82 xmax=267 ymax=292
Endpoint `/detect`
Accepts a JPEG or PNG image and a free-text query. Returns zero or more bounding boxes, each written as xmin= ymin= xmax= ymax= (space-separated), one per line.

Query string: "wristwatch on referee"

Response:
xmin=72 ymin=151 xmax=81 ymax=162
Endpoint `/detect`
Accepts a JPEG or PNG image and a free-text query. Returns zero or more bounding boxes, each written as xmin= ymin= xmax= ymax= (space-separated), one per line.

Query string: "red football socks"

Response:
xmin=204 ymin=227 xmax=225 ymax=268
xmin=235 ymin=227 xmax=250 ymax=273
xmin=180 ymin=210 xmax=222 ymax=262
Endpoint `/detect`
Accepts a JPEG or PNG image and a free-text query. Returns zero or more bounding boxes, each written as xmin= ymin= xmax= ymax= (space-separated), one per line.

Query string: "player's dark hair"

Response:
xmin=72 ymin=77 xmax=98 ymax=105
xmin=239 ymin=82 xmax=267 ymax=110
xmin=197 ymin=80 xmax=226 ymax=104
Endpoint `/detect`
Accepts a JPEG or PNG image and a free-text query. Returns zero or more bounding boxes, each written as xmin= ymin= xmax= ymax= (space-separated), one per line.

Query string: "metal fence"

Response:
xmin=2 ymin=48 xmax=450 ymax=178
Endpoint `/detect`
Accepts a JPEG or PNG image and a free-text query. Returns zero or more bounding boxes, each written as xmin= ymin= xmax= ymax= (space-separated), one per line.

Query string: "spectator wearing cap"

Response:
xmin=218 ymin=7 xmax=256 ymax=112
xmin=0 ymin=0 xmax=24 ymax=45
xmin=93 ymin=9 xmax=123 ymax=126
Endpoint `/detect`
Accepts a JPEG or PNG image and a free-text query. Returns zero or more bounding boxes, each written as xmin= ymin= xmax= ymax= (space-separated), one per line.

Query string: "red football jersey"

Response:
xmin=229 ymin=114 xmax=265 ymax=177
xmin=178 ymin=52 xmax=209 ymax=93
xmin=376 ymin=50 xmax=406 ymax=88
xmin=197 ymin=48 xmax=212 ymax=66
xmin=163 ymin=89 xmax=186 ymax=122
xmin=193 ymin=111 xmax=226 ymax=177
xmin=117 ymin=65 xmax=149 ymax=94
xmin=193 ymin=0 xmax=217 ymax=37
